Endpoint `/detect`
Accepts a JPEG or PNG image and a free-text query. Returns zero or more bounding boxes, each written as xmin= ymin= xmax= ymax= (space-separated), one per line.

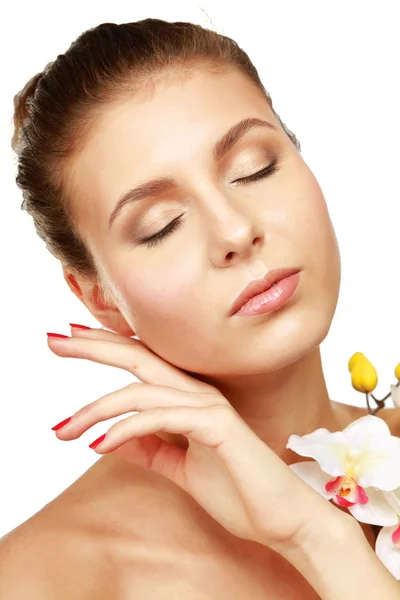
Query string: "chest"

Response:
xmin=56 ymin=462 xmax=379 ymax=600
xmin=100 ymin=540 xmax=321 ymax=600
xmin=96 ymin=520 xmax=379 ymax=600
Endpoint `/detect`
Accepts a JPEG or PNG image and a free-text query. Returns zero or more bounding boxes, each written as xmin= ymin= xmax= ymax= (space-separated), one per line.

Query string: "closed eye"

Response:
xmin=233 ymin=160 xmax=281 ymax=185
xmin=139 ymin=214 xmax=184 ymax=249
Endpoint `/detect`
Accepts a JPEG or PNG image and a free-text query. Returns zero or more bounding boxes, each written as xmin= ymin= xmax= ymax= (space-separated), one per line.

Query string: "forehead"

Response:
xmin=67 ymin=68 xmax=279 ymax=233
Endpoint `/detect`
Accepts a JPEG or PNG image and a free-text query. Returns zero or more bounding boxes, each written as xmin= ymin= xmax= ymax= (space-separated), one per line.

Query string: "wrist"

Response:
xmin=274 ymin=507 xmax=355 ymax=564
xmin=274 ymin=510 xmax=400 ymax=600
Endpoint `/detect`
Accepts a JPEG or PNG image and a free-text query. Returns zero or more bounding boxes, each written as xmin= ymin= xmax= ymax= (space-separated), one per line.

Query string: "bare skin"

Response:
xmin=1 ymin=401 xmax=397 ymax=599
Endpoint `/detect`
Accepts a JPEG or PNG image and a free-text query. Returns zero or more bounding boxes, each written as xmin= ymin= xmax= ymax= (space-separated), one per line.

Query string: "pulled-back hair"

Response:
xmin=11 ymin=18 xmax=301 ymax=287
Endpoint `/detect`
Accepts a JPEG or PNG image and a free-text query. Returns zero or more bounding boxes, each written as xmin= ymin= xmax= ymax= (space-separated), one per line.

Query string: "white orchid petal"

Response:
xmin=391 ymin=385 xmax=400 ymax=409
xmin=362 ymin=434 xmax=400 ymax=454
xmin=383 ymin=489 xmax=400 ymax=514
xmin=357 ymin=439 xmax=400 ymax=490
xmin=286 ymin=430 xmax=349 ymax=476
xmin=289 ymin=461 xmax=333 ymax=499
xmin=343 ymin=414 xmax=392 ymax=446
xmin=376 ymin=525 xmax=400 ymax=580
xmin=347 ymin=487 xmax=399 ymax=526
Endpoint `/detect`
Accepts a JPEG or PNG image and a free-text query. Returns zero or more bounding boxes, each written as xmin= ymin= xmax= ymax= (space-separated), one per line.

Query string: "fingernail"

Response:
xmin=69 ymin=323 xmax=91 ymax=330
xmin=52 ymin=416 xmax=73 ymax=431
xmin=47 ymin=333 xmax=69 ymax=339
xmin=89 ymin=433 xmax=107 ymax=450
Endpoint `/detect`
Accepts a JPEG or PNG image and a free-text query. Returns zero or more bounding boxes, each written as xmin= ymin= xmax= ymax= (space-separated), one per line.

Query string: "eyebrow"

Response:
xmin=108 ymin=117 xmax=277 ymax=229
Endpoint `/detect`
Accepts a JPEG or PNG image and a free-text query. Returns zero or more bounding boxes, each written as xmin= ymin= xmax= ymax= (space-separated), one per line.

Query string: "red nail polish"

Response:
xmin=52 ymin=416 xmax=72 ymax=431
xmin=89 ymin=433 xmax=107 ymax=449
xmin=47 ymin=333 xmax=69 ymax=339
xmin=69 ymin=323 xmax=91 ymax=330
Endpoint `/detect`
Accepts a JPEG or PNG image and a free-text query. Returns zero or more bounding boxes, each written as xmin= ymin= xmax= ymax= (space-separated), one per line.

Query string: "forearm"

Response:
xmin=277 ymin=513 xmax=400 ymax=600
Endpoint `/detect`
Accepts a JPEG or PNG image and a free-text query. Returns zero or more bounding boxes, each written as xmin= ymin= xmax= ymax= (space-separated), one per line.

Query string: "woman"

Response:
xmin=2 ymin=18 xmax=399 ymax=599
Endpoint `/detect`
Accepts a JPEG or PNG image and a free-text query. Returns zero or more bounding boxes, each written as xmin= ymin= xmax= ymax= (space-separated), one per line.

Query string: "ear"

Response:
xmin=63 ymin=267 xmax=136 ymax=337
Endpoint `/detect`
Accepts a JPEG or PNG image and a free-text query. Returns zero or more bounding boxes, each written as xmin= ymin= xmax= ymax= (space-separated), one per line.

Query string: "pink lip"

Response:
xmin=230 ymin=267 xmax=301 ymax=316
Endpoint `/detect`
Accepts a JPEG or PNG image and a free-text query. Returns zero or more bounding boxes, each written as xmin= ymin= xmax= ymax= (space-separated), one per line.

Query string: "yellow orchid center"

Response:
xmin=325 ymin=464 xmax=368 ymax=508
xmin=339 ymin=473 xmax=356 ymax=496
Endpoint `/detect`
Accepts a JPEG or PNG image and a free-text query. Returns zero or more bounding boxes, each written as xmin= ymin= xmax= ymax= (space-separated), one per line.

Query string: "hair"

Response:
xmin=11 ymin=18 xmax=301 ymax=301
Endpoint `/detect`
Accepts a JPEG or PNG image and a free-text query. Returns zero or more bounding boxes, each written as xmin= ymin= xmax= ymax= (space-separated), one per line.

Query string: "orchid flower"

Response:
xmin=375 ymin=488 xmax=400 ymax=580
xmin=286 ymin=415 xmax=400 ymax=526
xmin=285 ymin=355 xmax=400 ymax=578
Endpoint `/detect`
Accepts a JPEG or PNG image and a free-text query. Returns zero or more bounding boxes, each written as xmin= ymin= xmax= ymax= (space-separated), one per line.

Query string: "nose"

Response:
xmin=204 ymin=196 xmax=266 ymax=267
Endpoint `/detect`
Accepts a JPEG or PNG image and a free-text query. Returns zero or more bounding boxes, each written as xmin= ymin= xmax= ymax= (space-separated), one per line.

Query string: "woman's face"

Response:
xmin=68 ymin=66 xmax=341 ymax=377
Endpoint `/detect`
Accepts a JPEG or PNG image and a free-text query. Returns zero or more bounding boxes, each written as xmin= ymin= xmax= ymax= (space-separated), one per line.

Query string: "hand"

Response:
xmin=48 ymin=326 xmax=345 ymax=554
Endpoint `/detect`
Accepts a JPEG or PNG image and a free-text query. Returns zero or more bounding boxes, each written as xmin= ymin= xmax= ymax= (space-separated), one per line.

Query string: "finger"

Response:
xmin=54 ymin=383 xmax=224 ymax=440
xmin=87 ymin=405 xmax=236 ymax=493
xmin=88 ymin=404 xmax=261 ymax=494
xmin=47 ymin=335 xmax=216 ymax=393
xmin=92 ymin=406 xmax=215 ymax=454
xmin=70 ymin=325 xmax=137 ymax=346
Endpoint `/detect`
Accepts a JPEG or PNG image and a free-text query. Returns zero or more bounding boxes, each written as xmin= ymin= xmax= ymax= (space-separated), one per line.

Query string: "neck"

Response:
xmin=196 ymin=347 xmax=339 ymax=463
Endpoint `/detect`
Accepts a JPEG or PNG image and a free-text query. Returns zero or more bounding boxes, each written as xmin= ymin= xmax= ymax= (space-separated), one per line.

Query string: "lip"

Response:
xmin=229 ymin=267 xmax=301 ymax=316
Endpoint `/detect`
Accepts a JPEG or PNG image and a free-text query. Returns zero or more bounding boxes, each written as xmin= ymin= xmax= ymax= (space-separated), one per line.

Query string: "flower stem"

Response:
xmin=365 ymin=392 xmax=372 ymax=414
xmin=365 ymin=392 xmax=385 ymax=415
xmin=369 ymin=380 xmax=400 ymax=414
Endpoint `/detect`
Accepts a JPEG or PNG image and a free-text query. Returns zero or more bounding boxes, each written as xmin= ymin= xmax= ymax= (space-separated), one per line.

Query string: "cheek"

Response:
xmin=120 ymin=273 xmax=182 ymax=316
xmin=110 ymin=258 xmax=224 ymax=369
xmin=292 ymin=172 xmax=339 ymax=266
xmin=112 ymin=257 xmax=205 ymax=327
xmin=293 ymin=176 xmax=341 ymax=304
xmin=115 ymin=272 xmax=206 ymax=368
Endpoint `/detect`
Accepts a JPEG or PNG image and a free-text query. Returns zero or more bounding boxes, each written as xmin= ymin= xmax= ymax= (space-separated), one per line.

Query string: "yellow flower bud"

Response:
xmin=350 ymin=358 xmax=378 ymax=393
xmin=348 ymin=352 xmax=367 ymax=373
xmin=395 ymin=363 xmax=400 ymax=381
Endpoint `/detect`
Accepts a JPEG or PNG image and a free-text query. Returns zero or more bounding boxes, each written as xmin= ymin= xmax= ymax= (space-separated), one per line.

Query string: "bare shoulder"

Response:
xmin=377 ymin=406 xmax=400 ymax=437
xmin=0 ymin=503 xmax=109 ymax=600
xmin=0 ymin=455 xmax=166 ymax=600
xmin=333 ymin=400 xmax=400 ymax=435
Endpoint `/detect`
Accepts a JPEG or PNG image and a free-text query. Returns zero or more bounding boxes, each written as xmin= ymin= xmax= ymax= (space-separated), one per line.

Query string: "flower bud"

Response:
xmin=348 ymin=352 xmax=367 ymax=373
xmin=395 ymin=363 xmax=400 ymax=381
xmin=350 ymin=358 xmax=378 ymax=393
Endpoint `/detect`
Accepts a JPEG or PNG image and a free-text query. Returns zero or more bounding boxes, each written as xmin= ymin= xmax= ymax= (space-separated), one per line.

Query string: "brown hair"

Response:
xmin=11 ymin=18 xmax=301 ymax=289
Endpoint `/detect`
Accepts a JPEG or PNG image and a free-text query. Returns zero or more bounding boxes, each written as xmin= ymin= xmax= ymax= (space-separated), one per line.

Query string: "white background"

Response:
xmin=1 ymin=0 xmax=399 ymax=538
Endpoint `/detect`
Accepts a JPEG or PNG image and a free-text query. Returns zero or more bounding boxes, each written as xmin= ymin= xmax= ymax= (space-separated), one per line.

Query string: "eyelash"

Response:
xmin=141 ymin=161 xmax=281 ymax=249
